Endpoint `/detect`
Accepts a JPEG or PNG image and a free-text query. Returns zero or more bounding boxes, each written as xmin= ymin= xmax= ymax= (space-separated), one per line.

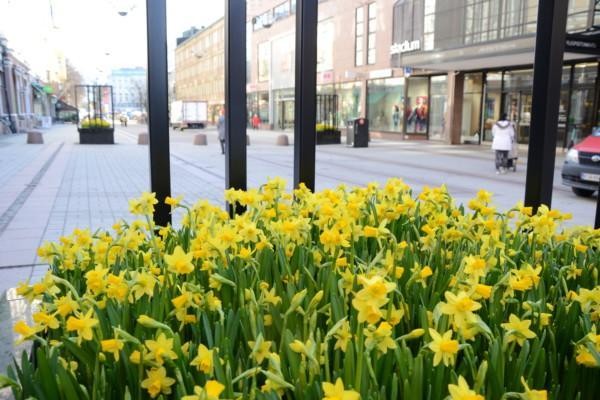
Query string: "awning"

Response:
xmin=31 ymin=82 xmax=46 ymax=97
xmin=393 ymin=35 xmax=592 ymax=72
xmin=55 ymin=99 xmax=77 ymax=112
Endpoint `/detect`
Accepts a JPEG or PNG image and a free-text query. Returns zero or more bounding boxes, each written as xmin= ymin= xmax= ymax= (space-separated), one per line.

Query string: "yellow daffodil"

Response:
xmin=101 ymin=338 xmax=124 ymax=361
xmin=66 ymin=309 xmax=98 ymax=343
xmin=164 ymin=245 xmax=194 ymax=274
xmin=190 ymin=344 xmax=214 ymax=374
xmin=322 ymin=378 xmax=360 ymax=400
xmin=428 ymin=328 xmax=460 ymax=367
xmin=439 ymin=291 xmax=482 ymax=330
xmin=501 ymin=314 xmax=536 ymax=346
xmin=334 ymin=320 xmax=352 ymax=352
xmin=145 ymin=333 xmax=178 ymax=365
xmin=141 ymin=367 xmax=175 ymax=398
xmin=364 ymin=322 xmax=397 ymax=353
xmin=248 ymin=338 xmax=272 ymax=364
xmin=520 ymin=377 xmax=547 ymax=400
xmin=13 ymin=320 xmax=38 ymax=343
xmin=448 ymin=375 xmax=483 ymax=400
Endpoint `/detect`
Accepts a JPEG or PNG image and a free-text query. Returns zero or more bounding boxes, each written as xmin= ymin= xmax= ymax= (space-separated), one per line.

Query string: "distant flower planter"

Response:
xmin=316 ymin=123 xmax=341 ymax=145
xmin=75 ymin=84 xmax=115 ymax=144
xmin=77 ymin=127 xmax=115 ymax=144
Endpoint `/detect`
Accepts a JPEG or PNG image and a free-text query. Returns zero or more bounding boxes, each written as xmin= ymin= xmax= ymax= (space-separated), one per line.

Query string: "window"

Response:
xmin=423 ymin=0 xmax=435 ymax=50
xmin=392 ymin=0 xmax=424 ymax=44
xmin=258 ymin=42 xmax=270 ymax=82
xmin=355 ymin=6 xmax=365 ymax=66
xmin=367 ymin=3 xmax=377 ymax=64
xmin=273 ymin=2 xmax=290 ymax=21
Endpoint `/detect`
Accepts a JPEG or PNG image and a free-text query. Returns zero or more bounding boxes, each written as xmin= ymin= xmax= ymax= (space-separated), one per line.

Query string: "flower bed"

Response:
xmin=78 ymin=117 xmax=114 ymax=144
xmin=3 ymin=179 xmax=600 ymax=399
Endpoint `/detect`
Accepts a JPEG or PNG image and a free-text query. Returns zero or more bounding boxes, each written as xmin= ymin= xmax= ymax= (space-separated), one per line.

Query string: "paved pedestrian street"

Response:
xmin=0 ymin=123 xmax=597 ymax=384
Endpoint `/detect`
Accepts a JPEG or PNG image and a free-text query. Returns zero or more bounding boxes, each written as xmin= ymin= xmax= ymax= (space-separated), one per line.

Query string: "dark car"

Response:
xmin=561 ymin=128 xmax=600 ymax=197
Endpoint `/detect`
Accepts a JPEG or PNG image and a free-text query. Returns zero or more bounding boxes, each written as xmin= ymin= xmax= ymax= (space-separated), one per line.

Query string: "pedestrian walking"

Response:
xmin=252 ymin=114 xmax=260 ymax=130
xmin=217 ymin=109 xmax=226 ymax=155
xmin=491 ymin=113 xmax=516 ymax=174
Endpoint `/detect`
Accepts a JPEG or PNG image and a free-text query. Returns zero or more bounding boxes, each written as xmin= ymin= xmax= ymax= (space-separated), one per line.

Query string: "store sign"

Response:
xmin=369 ymin=69 xmax=392 ymax=79
xmin=390 ymin=40 xmax=421 ymax=55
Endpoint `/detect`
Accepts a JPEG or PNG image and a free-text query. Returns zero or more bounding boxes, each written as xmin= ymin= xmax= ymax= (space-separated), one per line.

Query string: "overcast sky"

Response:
xmin=0 ymin=0 xmax=225 ymax=81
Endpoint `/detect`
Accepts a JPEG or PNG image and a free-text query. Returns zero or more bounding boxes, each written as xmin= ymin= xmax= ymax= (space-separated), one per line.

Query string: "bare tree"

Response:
xmin=51 ymin=59 xmax=83 ymax=105
xmin=131 ymin=79 xmax=147 ymax=112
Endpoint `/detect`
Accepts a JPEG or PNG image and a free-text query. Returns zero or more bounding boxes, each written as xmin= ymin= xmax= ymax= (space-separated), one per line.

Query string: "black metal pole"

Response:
xmin=146 ymin=0 xmax=172 ymax=226
xmin=224 ymin=0 xmax=247 ymax=214
xmin=294 ymin=0 xmax=318 ymax=191
xmin=595 ymin=182 xmax=600 ymax=229
xmin=524 ymin=0 xmax=569 ymax=211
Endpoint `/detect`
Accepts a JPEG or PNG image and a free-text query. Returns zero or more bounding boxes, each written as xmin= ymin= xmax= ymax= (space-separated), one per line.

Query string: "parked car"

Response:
xmin=561 ymin=127 xmax=600 ymax=197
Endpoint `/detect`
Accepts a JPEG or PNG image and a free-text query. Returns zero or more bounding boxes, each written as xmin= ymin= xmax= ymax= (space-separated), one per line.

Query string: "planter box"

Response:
xmin=316 ymin=129 xmax=341 ymax=145
xmin=77 ymin=127 xmax=115 ymax=144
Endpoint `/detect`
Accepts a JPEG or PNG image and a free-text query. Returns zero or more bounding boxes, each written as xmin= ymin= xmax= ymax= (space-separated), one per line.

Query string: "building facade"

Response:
xmin=174 ymin=19 xmax=225 ymax=124
xmin=246 ymin=0 xmax=600 ymax=146
xmin=247 ymin=0 xmax=398 ymax=130
xmin=385 ymin=0 xmax=599 ymax=146
xmin=1 ymin=35 xmax=54 ymax=134
xmin=109 ymin=67 xmax=147 ymax=113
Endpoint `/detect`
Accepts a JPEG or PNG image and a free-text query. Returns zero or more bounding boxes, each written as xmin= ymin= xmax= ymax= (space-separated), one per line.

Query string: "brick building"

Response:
xmin=174 ymin=19 xmax=225 ymax=124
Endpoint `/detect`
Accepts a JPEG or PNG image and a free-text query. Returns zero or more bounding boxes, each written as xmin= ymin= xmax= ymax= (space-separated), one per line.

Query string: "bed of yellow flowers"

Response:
xmin=3 ymin=178 xmax=600 ymax=399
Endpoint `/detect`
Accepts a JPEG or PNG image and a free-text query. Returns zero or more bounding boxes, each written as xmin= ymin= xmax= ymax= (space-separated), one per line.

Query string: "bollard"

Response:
xmin=276 ymin=134 xmax=289 ymax=146
xmin=193 ymin=134 xmax=207 ymax=145
xmin=138 ymin=133 xmax=149 ymax=145
xmin=26 ymin=131 xmax=44 ymax=144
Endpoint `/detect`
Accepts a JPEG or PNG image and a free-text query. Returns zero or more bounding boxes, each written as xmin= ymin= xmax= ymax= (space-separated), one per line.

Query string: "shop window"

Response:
xmin=406 ymin=77 xmax=429 ymax=135
xmin=429 ymin=76 xmax=447 ymax=140
xmin=258 ymin=42 xmax=270 ymax=82
xmin=392 ymin=0 xmax=424 ymax=45
xmin=367 ymin=77 xmax=405 ymax=133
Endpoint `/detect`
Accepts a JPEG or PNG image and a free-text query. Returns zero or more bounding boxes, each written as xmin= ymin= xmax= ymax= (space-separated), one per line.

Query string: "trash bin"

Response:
xmin=353 ymin=118 xmax=369 ymax=148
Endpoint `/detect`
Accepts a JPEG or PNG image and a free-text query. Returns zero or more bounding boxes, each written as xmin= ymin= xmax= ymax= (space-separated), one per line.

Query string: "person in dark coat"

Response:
xmin=217 ymin=109 xmax=226 ymax=155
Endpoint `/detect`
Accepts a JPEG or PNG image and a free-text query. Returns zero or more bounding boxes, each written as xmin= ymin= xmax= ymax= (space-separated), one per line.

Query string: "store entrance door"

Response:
xmin=503 ymin=91 xmax=532 ymax=143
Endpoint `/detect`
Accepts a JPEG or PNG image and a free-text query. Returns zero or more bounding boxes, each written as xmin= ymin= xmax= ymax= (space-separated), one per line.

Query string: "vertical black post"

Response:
xmin=294 ymin=0 xmax=318 ymax=191
xmin=524 ymin=0 xmax=568 ymax=211
xmin=225 ymin=0 xmax=247 ymax=214
xmin=596 ymin=181 xmax=600 ymax=229
xmin=146 ymin=0 xmax=172 ymax=226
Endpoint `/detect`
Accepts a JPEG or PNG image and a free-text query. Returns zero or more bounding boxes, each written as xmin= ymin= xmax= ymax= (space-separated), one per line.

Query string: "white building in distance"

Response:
xmin=109 ymin=67 xmax=146 ymax=113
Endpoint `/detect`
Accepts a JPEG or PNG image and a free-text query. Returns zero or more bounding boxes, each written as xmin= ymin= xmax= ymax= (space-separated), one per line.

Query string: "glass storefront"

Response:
xmin=429 ymin=76 xmax=447 ymax=140
xmin=568 ymin=63 xmax=598 ymax=146
xmin=483 ymin=72 xmax=502 ymax=142
xmin=274 ymin=89 xmax=295 ymax=130
xmin=367 ymin=77 xmax=405 ymax=133
xmin=337 ymin=82 xmax=362 ymax=128
xmin=474 ymin=62 xmax=598 ymax=147
xmin=247 ymin=91 xmax=269 ymax=126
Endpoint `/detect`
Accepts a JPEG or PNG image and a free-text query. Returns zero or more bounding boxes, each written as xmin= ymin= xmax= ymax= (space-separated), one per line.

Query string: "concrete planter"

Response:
xmin=77 ymin=128 xmax=115 ymax=144
xmin=316 ymin=129 xmax=341 ymax=145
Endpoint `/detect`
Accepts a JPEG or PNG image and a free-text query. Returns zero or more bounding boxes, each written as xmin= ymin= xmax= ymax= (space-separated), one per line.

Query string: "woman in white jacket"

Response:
xmin=491 ymin=113 xmax=516 ymax=174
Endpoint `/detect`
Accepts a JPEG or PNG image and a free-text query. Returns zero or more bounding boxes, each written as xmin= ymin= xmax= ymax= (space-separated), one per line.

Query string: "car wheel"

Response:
xmin=571 ymin=187 xmax=595 ymax=197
